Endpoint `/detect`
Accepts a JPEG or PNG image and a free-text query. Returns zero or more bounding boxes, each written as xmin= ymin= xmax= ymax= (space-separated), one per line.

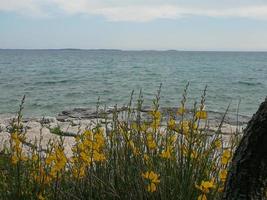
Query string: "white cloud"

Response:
xmin=1 ymin=0 xmax=267 ymax=21
xmin=92 ymin=5 xmax=182 ymax=22
xmin=92 ymin=5 xmax=267 ymax=22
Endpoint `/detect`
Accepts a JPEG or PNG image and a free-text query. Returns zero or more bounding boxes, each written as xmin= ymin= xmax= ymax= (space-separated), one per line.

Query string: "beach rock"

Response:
xmin=0 ymin=105 xmax=250 ymax=158
xmin=0 ymin=124 xmax=6 ymax=132
xmin=70 ymin=120 xmax=80 ymax=126
xmin=56 ymin=115 xmax=68 ymax=122
xmin=61 ymin=108 xmax=95 ymax=118
xmin=0 ymin=131 xmax=9 ymax=151
xmin=38 ymin=117 xmax=56 ymax=124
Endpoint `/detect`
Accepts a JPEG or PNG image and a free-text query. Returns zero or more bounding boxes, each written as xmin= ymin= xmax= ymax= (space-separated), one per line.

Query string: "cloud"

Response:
xmin=0 ymin=0 xmax=45 ymax=16
xmin=1 ymin=0 xmax=267 ymax=21
xmin=92 ymin=5 xmax=267 ymax=22
xmin=92 ymin=5 xmax=182 ymax=22
xmin=192 ymin=6 xmax=267 ymax=20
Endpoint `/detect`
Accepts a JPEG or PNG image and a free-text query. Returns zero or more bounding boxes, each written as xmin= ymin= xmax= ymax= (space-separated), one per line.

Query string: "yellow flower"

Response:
xmin=80 ymin=152 xmax=90 ymax=164
xmin=202 ymin=180 xmax=214 ymax=189
xmin=191 ymin=150 xmax=198 ymax=159
xmin=219 ymin=169 xmax=228 ymax=182
xmin=73 ymin=165 xmax=86 ymax=179
xmin=133 ymin=147 xmax=140 ymax=156
xmin=93 ymin=151 xmax=106 ymax=162
xmin=45 ymin=154 xmax=56 ymax=165
xmin=195 ymin=179 xmax=215 ymax=193
xmin=147 ymin=182 xmax=157 ymax=192
xmin=83 ymin=130 xmax=92 ymax=137
xmin=83 ymin=139 xmax=93 ymax=148
xmin=20 ymin=154 xmax=28 ymax=161
xmin=214 ymin=140 xmax=222 ymax=149
xmin=80 ymin=165 xmax=86 ymax=177
xmin=72 ymin=168 xmax=79 ymax=178
xmin=222 ymin=149 xmax=231 ymax=158
xmin=150 ymin=110 xmax=161 ymax=130
xmin=143 ymin=154 xmax=149 ymax=162
xmin=127 ymin=140 xmax=140 ymax=156
xmin=140 ymin=123 xmax=148 ymax=132
xmin=10 ymin=131 xmax=27 ymax=165
xmin=78 ymin=143 xmax=85 ymax=151
xmin=32 ymin=154 xmax=38 ymax=161
xmin=49 ymin=169 xmax=58 ymax=178
xmin=196 ymin=111 xmax=207 ymax=119
xmin=75 ymin=135 xmax=81 ymax=142
xmin=170 ymin=134 xmax=177 ymax=144
xmin=147 ymin=134 xmax=157 ymax=150
xmin=168 ymin=118 xmax=176 ymax=130
xmin=178 ymin=121 xmax=190 ymax=135
xmin=160 ymin=147 xmax=172 ymax=159
xmin=151 ymin=119 xmax=160 ymax=130
xmin=142 ymin=171 xmax=160 ymax=183
xmin=128 ymin=140 xmax=135 ymax=148
xmin=181 ymin=144 xmax=187 ymax=156
xmin=95 ymin=133 xmax=105 ymax=146
xmin=11 ymin=132 xmax=19 ymax=140
xmin=72 ymin=127 xmax=107 ymax=171
xmin=45 ymin=144 xmax=67 ymax=180
xmin=191 ymin=122 xmax=198 ymax=130
xmin=11 ymin=155 xmax=19 ymax=165
xmin=38 ymin=193 xmax=45 ymax=200
xmin=197 ymin=194 xmax=207 ymax=200
xmin=148 ymin=140 xmax=156 ymax=150
xmin=43 ymin=175 xmax=52 ymax=185
xmin=177 ymin=106 xmax=186 ymax=115
xmin=142 ymin=171 xmax=160 ymax=193
xmin=221 ymin=150 xmax=231 ymax=165
xmin=150 ymin=110 xmax=161 ymax=119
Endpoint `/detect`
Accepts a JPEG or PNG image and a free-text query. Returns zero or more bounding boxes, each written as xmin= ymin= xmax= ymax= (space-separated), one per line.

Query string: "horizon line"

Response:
xmin=1 ymin=48 xmax=267 ymax=53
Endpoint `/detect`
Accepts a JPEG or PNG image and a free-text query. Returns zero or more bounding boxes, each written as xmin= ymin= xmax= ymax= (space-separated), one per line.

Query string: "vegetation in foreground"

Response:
xmin=0 ymin=85 xmax=241 ymax=200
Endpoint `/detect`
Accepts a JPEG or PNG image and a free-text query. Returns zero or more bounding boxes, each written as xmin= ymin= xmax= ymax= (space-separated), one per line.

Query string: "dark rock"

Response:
xmin=57 ymin=106 xmax=249 ymax=126
xmin=56 ymin=115 xmax=68 ymax=122
xmin=223 ymin=97 xmax=267 ymax=200
xmin=39 ymin=117 xmax=56 ymax=124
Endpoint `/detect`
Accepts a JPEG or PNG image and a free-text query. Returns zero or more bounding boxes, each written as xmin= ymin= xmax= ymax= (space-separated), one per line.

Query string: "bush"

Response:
xmin=0 ymin=85 xmax=241 ymax=200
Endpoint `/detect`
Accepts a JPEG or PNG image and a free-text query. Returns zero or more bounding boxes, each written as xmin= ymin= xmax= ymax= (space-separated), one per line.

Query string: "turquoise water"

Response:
xmin=0 ymin=49 xmax=266 ymax=117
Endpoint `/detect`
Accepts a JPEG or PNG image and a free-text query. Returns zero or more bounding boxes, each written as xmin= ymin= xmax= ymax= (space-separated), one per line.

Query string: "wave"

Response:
xmin=35 ymin=79 xmax=71 ymax=85
xmin=237 ymin=81 xmax=262 ymax=86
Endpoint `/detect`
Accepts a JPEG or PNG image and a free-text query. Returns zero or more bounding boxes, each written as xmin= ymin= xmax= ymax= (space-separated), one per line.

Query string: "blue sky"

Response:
xmin=1 ymin=0 xmax=267 ymax=50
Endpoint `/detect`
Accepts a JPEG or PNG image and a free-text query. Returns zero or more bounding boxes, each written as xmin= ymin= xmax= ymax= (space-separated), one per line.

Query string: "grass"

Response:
xmin=0 ymin=85 xmax=241 ymax=200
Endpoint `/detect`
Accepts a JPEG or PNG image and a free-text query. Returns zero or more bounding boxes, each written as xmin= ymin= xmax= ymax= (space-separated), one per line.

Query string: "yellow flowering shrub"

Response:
xmin=0 ymin=86 xmax=241 ymax=200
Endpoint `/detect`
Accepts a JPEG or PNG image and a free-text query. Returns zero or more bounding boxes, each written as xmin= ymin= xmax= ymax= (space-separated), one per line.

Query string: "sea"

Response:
xmin=0 ymin=49 xmax=266 ymax=118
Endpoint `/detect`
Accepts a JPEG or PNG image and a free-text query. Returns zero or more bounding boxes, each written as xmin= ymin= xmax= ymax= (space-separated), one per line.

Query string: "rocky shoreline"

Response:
xmin=57 ymin=106 xmax=250 ymax=125
xmin=0 ymin=106 xmax=249 ymax=156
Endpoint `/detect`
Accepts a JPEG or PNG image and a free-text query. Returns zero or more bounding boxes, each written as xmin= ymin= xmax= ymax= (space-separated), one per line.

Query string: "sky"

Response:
xmin=1 ymin=0 xmax=267 ymax=51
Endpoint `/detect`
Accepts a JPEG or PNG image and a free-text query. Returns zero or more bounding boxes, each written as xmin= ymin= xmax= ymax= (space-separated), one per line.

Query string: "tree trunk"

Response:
xmin=223 ymin=97 xmax=267 ymax=200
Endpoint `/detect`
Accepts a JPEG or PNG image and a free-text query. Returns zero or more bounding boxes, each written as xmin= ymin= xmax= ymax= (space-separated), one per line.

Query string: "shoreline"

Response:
xmin=0 ymin=106 xmax=251 ymax=125
xmin=0 ymin=106 xmax=249 ymax=156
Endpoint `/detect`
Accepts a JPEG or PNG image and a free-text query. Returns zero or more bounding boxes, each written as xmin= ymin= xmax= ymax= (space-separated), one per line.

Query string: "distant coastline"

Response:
xmin=1 ymin=48 xmax=267 ymax=53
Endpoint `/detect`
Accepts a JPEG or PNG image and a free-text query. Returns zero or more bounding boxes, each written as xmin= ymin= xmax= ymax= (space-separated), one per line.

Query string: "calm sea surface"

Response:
xmin=0 ymin=49 xmax=266 ymax=117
